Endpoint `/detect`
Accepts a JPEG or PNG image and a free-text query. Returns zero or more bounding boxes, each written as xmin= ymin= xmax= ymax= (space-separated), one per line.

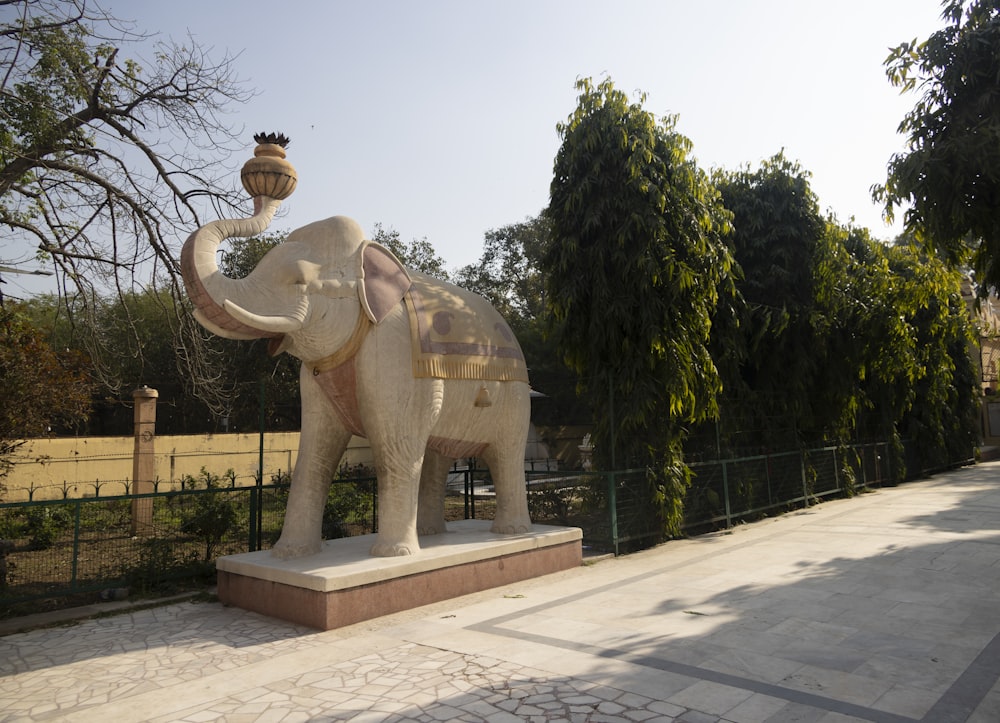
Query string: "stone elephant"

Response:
xmin=180 ymin=139 xmax=532 ymax=558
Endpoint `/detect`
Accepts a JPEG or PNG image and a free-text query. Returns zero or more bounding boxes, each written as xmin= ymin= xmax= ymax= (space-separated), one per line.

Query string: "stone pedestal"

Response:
xmin=216 ymin=520 xmax=582 ymax=630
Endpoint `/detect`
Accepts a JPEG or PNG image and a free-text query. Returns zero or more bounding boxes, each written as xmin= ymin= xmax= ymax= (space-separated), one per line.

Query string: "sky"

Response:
xmin=5 ymin=0 xmax=948 ymax=296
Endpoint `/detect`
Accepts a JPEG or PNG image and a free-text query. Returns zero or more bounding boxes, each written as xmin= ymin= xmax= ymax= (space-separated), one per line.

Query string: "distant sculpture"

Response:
xmin=578 ymin=433 xmax=594 ymax=472
xmin=181 ymin=133 xmax=532 ymax=558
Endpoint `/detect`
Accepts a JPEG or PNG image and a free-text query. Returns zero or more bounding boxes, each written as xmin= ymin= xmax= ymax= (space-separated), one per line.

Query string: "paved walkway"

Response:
xmin=2 ymin=462 xmax=1000 ymax=722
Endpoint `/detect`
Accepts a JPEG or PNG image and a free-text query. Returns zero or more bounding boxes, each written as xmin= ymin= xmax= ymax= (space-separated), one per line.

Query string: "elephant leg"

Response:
xmin=417 ymin=448 xmax=453 ymax=535
xmin=482 ymin=438 xmax=532 ymax=535
xmin=273 ymin=368 xmax=352 ymax=559
xmin=369 ymin=439 xmax=424 ymax=556
xmin=351 ymin=328 xmax=443 ymax=556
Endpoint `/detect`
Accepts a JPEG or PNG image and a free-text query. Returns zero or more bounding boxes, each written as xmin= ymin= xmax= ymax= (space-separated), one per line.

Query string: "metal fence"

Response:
xmin=0 ymin=440 xmax=964 ymax=615
xmin=682 ymin=442 xmax=892 ymax=534
xmin=0 ymin=476 xmax=378 ymax=615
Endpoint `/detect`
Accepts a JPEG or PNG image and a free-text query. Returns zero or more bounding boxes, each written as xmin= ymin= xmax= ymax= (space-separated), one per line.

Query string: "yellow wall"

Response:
xmin=4 ymin=433 xmax=373 ymax=501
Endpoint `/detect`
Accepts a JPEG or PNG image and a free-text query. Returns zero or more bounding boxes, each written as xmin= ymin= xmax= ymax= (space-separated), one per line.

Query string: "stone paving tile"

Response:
xmin=0 ymin=603 xmax=323 ymax=723
xmin=717 ymin=692 xmax=788 ymax=723
xmin=870 ymin=684 xmax=941 ymax=719
xmin=666 ymin=680 xmax=752 ymax=717
xmin=0 ymin=621 xmax=721 ymax=723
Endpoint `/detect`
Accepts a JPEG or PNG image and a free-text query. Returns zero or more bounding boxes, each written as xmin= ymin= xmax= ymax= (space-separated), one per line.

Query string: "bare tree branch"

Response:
xmin=0 ymin=0 xmax=254 ymax=415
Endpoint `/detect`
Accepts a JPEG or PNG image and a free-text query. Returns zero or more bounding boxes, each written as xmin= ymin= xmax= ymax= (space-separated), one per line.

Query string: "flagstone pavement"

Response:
xmin=2 ymin=461 xmax=1000 ymax=722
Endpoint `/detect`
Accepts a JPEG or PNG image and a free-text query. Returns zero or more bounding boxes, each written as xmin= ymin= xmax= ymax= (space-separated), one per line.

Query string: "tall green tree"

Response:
xmin=814 ymin=223 xmax=977 ymax=470
xmin=711 ymin=149 xmax=978 ymax=471
xmin=712 ymin=154 xmax=828 ymax=445
xmin=874 ymin=0 xmax=1000 ymax=295
xmin=880 ymin=243 xmax=979 ymax=472
xmin=810 ymin=223 xmax=906 ymax=443
xmin=545 ymin=77 xmax=734 ymax=534
xmin=0 ymin=0 xmax=253 ymax=414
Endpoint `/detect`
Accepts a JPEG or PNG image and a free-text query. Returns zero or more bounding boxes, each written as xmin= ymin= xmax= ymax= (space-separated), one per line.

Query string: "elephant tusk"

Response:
xmin=223 ymin=300 xmax=305 ymax=333
xmin=192 ymin=309 xmax=265 ymax=340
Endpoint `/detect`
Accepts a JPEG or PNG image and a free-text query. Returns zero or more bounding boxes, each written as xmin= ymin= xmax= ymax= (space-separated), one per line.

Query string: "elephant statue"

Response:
xmin=180 ymin=136 xmax=532 ymax=558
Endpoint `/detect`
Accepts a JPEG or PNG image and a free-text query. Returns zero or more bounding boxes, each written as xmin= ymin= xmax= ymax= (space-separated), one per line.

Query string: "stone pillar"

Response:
xmin=130 ymin=386 xmax=158 ymax=535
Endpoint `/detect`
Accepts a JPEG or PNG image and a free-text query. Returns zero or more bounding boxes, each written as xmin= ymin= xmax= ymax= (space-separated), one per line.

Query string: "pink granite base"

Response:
xmin=216 ymin=521 xmax=582 ymax=630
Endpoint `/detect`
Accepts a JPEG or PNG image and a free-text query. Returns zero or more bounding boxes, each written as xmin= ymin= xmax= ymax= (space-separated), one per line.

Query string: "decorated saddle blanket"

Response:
xmin=404 ymin=275 xmax=528 ymax=383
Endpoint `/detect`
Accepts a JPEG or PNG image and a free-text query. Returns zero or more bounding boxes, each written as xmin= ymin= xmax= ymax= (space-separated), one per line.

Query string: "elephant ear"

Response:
xmin=359 ymin=241 xmax=412 ymax=323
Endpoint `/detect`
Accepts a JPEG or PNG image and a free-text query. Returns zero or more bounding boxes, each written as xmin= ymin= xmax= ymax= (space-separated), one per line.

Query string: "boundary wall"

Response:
xmin=4 ymin=433 xmax=373 ymax=501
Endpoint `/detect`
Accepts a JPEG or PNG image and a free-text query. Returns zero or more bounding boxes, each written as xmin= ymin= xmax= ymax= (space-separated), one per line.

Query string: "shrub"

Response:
xmin=179 ymin=468 xmax=239 ymax=561
xmin=24 ymin=504 xmax=73 ymax=550
xmin=124 ymin=537 xmax=208 ymax=595
xmin=323 ymin=463 xmax=376 ymax=539
xmin=528 ymin=483 xmax=577 ymax=525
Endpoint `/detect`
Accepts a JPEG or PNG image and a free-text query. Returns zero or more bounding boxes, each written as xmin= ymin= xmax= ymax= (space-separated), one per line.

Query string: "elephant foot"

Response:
xmin=491 ymin=519 xmax=532 ymax=535
xmin=271 ymin=539 xmax=322 ymax=559
xmin=369 ymin=540 xmax=418 ymax=557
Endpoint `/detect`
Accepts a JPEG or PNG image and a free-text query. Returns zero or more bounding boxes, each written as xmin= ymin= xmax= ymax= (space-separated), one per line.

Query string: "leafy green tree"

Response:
xmin=218 ymin=232 xmax=288 ymax=280
xmin=820 ymin=233 xmax=977 ymax=475
xmin=0 ymin=0 xmax=253 ymax=415
xmin=810 ymin=223 xmax=906 ymax=443
xmin=0 ymin=305 xmax=92 ymax=495
xmin=880 ymin=244 xmax=979 ymax=472
xmin=370 ymin=223 xmax=450 ymax=280
xmin=455 ymin=214 xmax=590 ymax=426
xmin=545 ymin=77 xmax=735 ymax=534
xmin=711 ymin=150 xmax=978 ymax=473
xmin=455 ymin=215 xmax=549 ymax=326
xmin=712 ymin=154 xmax=828 ymax=445
xmin=22 ymin=287 xmax=206 ymax=435
xmin=875 ymin=0 xmax=1000 ymax=295
xmin=16 ymin=293 xmax=84 ymax=357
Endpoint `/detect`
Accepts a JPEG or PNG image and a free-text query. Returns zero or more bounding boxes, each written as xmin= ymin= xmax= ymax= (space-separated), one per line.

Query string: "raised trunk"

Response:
xmin=180 ymin=197 xmax=283 ymax=339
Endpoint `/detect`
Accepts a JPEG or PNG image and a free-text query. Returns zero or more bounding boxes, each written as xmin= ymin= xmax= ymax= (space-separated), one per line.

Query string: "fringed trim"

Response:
xmin=412 ymin=356 xmax=529 ymax=382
